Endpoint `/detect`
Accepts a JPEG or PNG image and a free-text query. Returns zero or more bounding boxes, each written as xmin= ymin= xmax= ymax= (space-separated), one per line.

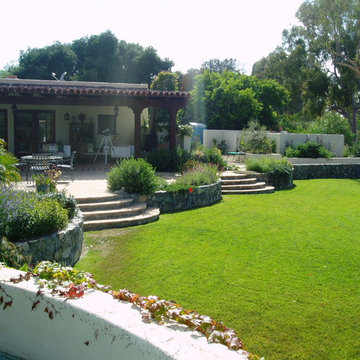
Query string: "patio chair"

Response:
xmin=57 ymin=151 xmax=76 ymax=181
xmin=29 ymin=153 xmax=51 ymax=182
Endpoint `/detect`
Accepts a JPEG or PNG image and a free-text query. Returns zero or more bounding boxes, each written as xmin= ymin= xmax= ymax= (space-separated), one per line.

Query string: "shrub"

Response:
xmin=240 ymin=120 xmax=273 ymax=154
xmin=6 ymin=199 xmax=68 ymax=243
xmin=0 ymin=186 xmax=69 ymax=243
xmin=308 ymin=112 xmax=354 ymax=145
xmin=245 ymin=158 xmax=293 ymax=189
xmin=147 ymin=146 xmax=191 ymax=172
xmin=285 ymin=141 xmax=333 ymax=159
xmin=107 ymin=158 xmax=159 ymax=195
xmin=164 ymin=163 xmax=219 ymax=190
xmin=146 ymin=148 xmax=171 ymax=171
xmin=0 ymin=139 xmax=21 ymax=185
xmin=41 ymin=191 xmax=77 ymax=219
xmin=192 ymin=146 xmax=227 ymax=169
xmin=344 ymin=140 xmax=360 ymax=157
xmin=0 ymin=236 xmax=28 ymax=268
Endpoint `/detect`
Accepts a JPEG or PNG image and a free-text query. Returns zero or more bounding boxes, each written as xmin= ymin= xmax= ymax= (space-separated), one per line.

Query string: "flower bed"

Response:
xmin=126 ymin=180 xmax=222 ymax=213
xmin=15 ymin=212 xmax=84 ymax=266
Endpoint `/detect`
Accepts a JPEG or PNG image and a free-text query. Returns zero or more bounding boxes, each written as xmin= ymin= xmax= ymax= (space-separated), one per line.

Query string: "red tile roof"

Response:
xmin=0 ymin=79 xmax=190 ymax=98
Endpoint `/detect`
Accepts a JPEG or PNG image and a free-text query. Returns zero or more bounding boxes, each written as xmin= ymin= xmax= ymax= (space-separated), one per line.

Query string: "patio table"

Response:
xmin=21 ymin=154 xmax=63 ymax=182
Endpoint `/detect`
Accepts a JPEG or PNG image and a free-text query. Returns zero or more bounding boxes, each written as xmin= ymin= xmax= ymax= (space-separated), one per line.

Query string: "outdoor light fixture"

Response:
xmin=11 ymin=104 xmax=17 ymax=116
xmin=64 ymin=113 xmax=70 ymax=121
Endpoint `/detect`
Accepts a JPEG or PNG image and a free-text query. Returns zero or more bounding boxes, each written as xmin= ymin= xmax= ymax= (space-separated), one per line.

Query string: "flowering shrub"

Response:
xmin=0 ymin=186 xmax=70 ymax=242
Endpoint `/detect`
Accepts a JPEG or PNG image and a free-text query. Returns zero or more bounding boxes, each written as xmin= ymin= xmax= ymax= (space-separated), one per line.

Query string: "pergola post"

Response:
xmin=168 ymin=106 xmax=179 ymax=150
xmin=131 ymin=105 xmax=143 ymax=158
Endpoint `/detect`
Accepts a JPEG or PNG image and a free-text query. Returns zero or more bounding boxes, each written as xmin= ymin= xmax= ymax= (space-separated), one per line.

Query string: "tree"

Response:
xmin=191 ymin=70 xmax=289 ymax=130
xmin=200 ymin=58 xmax=239 ymax=73
xmin=294 ymin=0 xmax=360 ymax=136
xmin=9 ymin=31 xmax=174 ymax=85
xmin=15 ymin=42 xmax=77 ymax=80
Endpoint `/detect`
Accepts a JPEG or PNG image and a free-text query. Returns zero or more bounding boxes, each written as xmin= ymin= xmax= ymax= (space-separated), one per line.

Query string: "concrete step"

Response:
xmin=77 ymin=198 xmax=134 ymax=212
xmin=222 ymin=182 xmax=266 ymax=190
xmin=221 ymin=178 xmax=257 ymax=185
xmin=222 ymin=186 xmax=275 ymax=195
xmin=82 ymin=203 xmax=147 ymax=221
xmin=76 ymin=194 xmax=124 ymax=204
xmin=84 ymin=207 xmax=160 ymax=231
xmin=220 ymin=173 xmax=249 ymax=180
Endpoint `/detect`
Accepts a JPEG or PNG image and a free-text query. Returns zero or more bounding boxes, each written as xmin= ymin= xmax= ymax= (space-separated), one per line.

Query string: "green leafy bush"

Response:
xmin=285 ymin=141 xmax=333 ymax=158
xmin=41 ymin=191 xmax=77 ymax=219
xmin=192 ymin=146 xmax=227 ymax=169
xmin=0 ymin=236 xmax=28 ymax=268
xmin=0 ymin=139 xmax=21 ymax=184
xmin=344 ymin=141 xmax=360 ymax=157
xmin=107 ymin=158 xmax=159 ymax=194
xmin=245 ymin=158 xmax=293 ymax=189
xmin=308 ymin=112 xmax=354 ymax=145
xmin=147 ymin=146 xmax=191 ymax=172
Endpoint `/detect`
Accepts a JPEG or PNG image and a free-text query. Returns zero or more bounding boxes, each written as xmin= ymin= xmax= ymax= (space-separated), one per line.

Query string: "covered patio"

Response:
xmin=0 ymin=78 xmax=190 ymax=159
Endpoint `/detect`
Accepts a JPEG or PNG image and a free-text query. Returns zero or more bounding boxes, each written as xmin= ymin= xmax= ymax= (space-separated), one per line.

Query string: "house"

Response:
xmin=0 ymin=77 xmax=189 ymax=159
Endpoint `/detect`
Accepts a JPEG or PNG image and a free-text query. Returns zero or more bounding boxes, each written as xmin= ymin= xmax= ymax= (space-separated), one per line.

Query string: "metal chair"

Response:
xmin=57 ymin=151 xmax=76 ymax=181
xmin=29 ymin=153 xmax=51 ymax=182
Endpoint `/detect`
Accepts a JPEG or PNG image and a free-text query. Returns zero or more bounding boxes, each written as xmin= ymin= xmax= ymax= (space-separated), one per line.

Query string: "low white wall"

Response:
xmin=267 ymin=133 xmax=344 ymax=157
xmin=0 ymin=268 xmax=252 ymax=360
xmin=203 ymin=130 xmax=344 ymax=156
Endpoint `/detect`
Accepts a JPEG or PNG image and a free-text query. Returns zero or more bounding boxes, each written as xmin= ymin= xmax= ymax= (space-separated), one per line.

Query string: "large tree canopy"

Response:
xmin=191 ymin=70 xmax=289 ymax=130
xmin=253 ymin=0 xmax=360 ymax=137
xmin=295 ymin=0 xmax=360 ymax=135
xmin=11 ymin=31 xmax=173 ymax=85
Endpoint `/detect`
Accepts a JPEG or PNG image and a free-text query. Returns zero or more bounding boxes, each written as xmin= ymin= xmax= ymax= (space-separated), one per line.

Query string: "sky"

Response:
xmin=0 ymin=0 xmax=304 ymax=75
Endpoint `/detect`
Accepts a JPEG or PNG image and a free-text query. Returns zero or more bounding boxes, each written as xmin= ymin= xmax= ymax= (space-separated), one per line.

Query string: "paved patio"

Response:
xmin=15 ymin=167 xmax=180 ymax=199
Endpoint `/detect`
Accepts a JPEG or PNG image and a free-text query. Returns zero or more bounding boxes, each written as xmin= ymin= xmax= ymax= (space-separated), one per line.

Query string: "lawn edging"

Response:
xmin=14 ymin=212 xmax=84 ymax=266
xmin=125 ymin=180 xmax=222 ymax=213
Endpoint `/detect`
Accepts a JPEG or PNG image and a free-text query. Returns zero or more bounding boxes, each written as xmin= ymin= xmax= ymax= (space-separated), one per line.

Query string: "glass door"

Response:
xmin=14 ymin=110 xmax=55 ymax=156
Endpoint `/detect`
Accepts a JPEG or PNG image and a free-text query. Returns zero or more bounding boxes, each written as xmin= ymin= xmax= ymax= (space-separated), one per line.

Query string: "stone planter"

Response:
xmin=123 ymin=180 xmax=222 ymax=214
xmin=15 ymin=212 xmax=84 ymax=266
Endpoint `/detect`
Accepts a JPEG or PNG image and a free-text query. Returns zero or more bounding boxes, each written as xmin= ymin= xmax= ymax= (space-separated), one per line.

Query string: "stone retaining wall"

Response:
xmin=15 ymin=212 xmax=84 ymax=266
xmin=293 ymin=163 xmax=360 ymax=180
xmin=129 ymin=181 xmax=222 ymax=213
xmin=253 ymin=171 xmax=294 ymax=190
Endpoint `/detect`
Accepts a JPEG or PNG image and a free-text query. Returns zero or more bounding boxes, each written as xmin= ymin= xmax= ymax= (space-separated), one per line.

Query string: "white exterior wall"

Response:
xmin=203 ymin=130 xmax=344 ymax=156
xmin=0 ymin=268 xmax=251 ymax=360
xmin=203 ymin=130 xmax=242 ymax=152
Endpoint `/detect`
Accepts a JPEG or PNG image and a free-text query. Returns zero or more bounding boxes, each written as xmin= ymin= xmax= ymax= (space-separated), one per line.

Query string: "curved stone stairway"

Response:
xmin=76 ymin=194 xmax=160 ymax=231
xmin=221 ymin=171 xmax=274 ymax=194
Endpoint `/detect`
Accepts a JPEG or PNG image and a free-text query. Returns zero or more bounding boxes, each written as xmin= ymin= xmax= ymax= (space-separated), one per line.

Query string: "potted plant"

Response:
xmin=33 ymin=174 xmax=52 ymax=193
xmin=33 ymin=166 xmax=61 ymax=193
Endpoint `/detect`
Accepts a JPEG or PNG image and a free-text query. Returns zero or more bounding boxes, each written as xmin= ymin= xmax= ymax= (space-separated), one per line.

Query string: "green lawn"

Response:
xmin=76 ymin=179 xmax=360 ymax=360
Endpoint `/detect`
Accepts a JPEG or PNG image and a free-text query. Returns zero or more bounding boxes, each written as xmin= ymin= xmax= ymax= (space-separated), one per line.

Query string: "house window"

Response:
xmin=0 ymin=110 xmax=7 ymax=143
xmin=98 ymin=114 xmax=116 ymax=135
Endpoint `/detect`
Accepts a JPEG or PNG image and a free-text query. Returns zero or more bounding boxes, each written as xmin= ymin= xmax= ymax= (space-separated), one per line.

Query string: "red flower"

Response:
xmin=189 ymin=187 xmax=194 ymax=193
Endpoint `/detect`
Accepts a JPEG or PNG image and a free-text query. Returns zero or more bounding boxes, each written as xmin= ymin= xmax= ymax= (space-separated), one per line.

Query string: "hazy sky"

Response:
xmin=1 ymin=0 xmax=304 ymax=74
